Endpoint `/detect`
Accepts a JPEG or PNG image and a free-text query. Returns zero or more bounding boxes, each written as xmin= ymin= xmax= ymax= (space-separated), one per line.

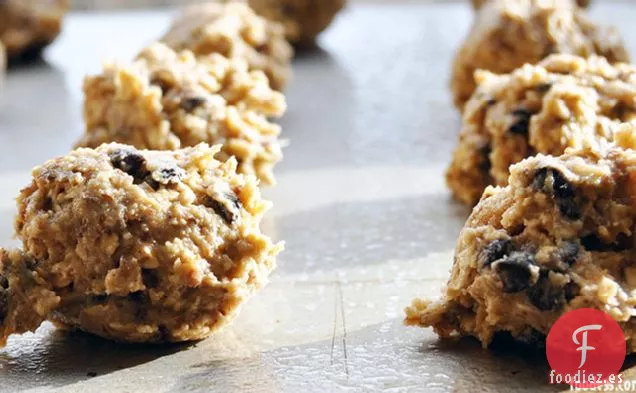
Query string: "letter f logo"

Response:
xmin=572 ymin=324 xmax=603 ymax=368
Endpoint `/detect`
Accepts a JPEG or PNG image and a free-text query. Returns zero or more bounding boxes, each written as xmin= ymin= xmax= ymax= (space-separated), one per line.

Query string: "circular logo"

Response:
xmin=547 ymin=308 xmax=626 ymax=388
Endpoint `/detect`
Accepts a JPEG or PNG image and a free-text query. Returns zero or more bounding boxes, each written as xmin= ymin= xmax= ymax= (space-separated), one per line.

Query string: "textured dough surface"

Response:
xmin=408 ymin=126 xmax=636 ymax=352
xmin=0 ymin=0 xmax=68 ymax=61
xmin=8 ymin=143 xmax=281 ymax=344
xmin=447 ymin=54 xmax=636 ymax=206
xmin=452 ymin=0 xmax=628 ymax=109
xmin=248 ymin=0 xmax=346 ymax=45
xmin=77 ymin=42 xmax=286 ymax=185
xmin=161 ymin=2 xmax=293 ymax=91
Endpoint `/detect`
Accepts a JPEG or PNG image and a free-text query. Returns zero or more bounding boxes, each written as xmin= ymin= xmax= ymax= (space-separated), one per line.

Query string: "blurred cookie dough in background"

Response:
xmin=447 ymin=54 xmax=636 ymax=206
xmin=161 ymin=2 xmax=293 ymax=91
xmin=0 ymin=0 xmax=69 ymax=63
xmin=471 ymin=0 xmax=591 ymax=9
xmin=452 ymin=0 xmax=628 ymax=109
xmin=78 ymin=43 xmax=286 ymax=185
xmin=248 ymin=0 xmax=346 ymax=46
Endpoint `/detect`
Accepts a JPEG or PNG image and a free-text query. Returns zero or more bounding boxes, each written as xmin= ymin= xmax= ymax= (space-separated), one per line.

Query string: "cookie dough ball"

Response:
xmin=407 ymin=127 xmax=636 ymax=351
xmin=77 ymin=42 xmax=286 ymax=185
xmin=6 ymin=143 xmax=281 ymax=345
xmin=161 ymin=2 xmax=293 ymax=91
xmin=447 ymin=54 xmax=636 ymax=206
xmin=452 ymin=0 xmax=628 ymax=109
xmin=248 ymin=0 xmax=346 ymax=46
xmin=0 ymin=0 xmax=68 ymax=62
xmin=471 ymin=0 xmax=590 ymax=9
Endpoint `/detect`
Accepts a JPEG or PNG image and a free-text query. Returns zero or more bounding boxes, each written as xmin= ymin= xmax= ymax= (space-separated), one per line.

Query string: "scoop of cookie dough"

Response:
xmin=77 ymin=42 xmax=286 ymax=185
xmin=161 ymin=2 xmax=293 ymax=91
xmin=407 ymin=125 xmax=636 ymax=352
xmin=447 ymin=54 xmax=636 ymax=206
xmin=0 ymin=0 xmax=68 ymax=62
xmin=6 ymin=143 xmax=281 ymax=345
xmin=248 ymin=0 xmax=346 ymax=46
xmin=452 ymin=0 xmax=628 ymax=109
xmin=471 ymin=0 xmax=590 ymax=9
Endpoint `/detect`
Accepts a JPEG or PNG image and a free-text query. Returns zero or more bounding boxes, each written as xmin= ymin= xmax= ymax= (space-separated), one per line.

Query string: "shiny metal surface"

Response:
xmin=0 ymin=2 xmax=634 ymax=392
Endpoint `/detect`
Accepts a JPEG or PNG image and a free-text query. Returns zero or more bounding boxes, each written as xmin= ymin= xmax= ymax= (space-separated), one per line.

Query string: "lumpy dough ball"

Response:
xmin=161 ymin=2 xmax=293 ymax=91
xmin=77 ymin=42 xmax=286 ymax=186
xmin=471 ymin=0 xmax=591 ymax=9
xmin=4 ymin=143 xmax=281 ymax=345
xmin=248 ymin=0 xmax=346 ymax=46
xmin=407 ymin=126 xmax=636 ymax=352
xmin=447 ymin=54 xmax=636 ymax=206
xmin=452 ymin=0 xmax=628 ymax=109
xmin=0 ymin=0 xmax=68 ymax=62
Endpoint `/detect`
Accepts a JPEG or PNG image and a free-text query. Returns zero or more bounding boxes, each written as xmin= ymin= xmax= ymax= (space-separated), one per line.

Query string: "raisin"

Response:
xmin=205 ymin=193 xmax=242 ymax=225
xmin=478 ymin=145 xmax=492 ymax=174
xmin=88 ymin=294 xmax=109 ymax=305
xmin=0 ymin=287 xmax=7 ymax=324
xmin=492 ymin=252 xmax=538 ymax=293
xmin=151 ymin=166 xmax=185 ymax=187
xmin=158 ymin=324 xmax=170 ymax=342
xmin=128 ymin=291 xmax=149 ymax=320
xmin=509 ymin=109 xmax=532 ymax=135
xmin=557 ymin=242 xmax=580 ymax=266
xmin=0 ymin=276 xmax=8 ymax=289
xmin=564 ymin=281 xmax=580 ymax=301
xmin=532 ymin=167 xmax=580 ymax=220
xmin=181 ymin=97 xmax=207 ymax=112
xmin=528 ymin=272 xmax=579 ymax=311
xmin=536 ymin=83 xmax=553 ymax=93
xmin=485 ymin=98 xmax=497 ymax=106
xmin=527 ymin=272 xmax=563 ymax=311
xmin=582 ymin=234 xmax=605 ymax=251
xmin=142 ymin=269 xmax=159 ymax=289
xmin=150 ymin=77 xmax=170 ymax=94
xmin=110 ymin=150 xmax=150 ymax=184
xmin=582 ymin=233 xmax=631 ymax=252
xmin=25 ymin=258 xmax=38 ymax=271
xmin=480 ymin=239 xmax=512 ymax=267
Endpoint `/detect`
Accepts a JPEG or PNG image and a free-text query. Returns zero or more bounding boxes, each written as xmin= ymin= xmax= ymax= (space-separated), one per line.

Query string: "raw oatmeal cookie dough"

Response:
xmin=4 ymin=143 xmax=281 ymax=344
xmin=248 ymin=0 xmax=346 ymax=46
xmin=0 ymin=0 xmax=68 ymax=62
xmin=77 ymin=42 xmax=286 ymax=185
xmin=471 ymin=0 xmax=591 ymax=9
xmin=161 ymin=2 xmax=293 ymax=91
xmin=447 ymin=54 xmax=636 ymax=206
xmin=407 ymin=125 xmax=636 ymax=352
xmin=452 ymin=0 xmax=628 ymax=109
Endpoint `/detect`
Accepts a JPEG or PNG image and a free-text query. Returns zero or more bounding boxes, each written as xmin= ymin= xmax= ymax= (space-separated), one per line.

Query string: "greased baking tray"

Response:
xmin=1 ymin=1 xmax=635 ymax=392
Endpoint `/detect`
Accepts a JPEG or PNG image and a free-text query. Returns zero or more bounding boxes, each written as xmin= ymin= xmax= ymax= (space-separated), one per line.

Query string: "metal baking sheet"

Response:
xmin=1 ymin=1 xmax=635 ymax=392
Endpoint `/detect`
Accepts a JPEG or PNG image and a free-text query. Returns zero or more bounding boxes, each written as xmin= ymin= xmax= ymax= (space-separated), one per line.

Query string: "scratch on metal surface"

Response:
xmin=330 ymin=281 xmax=338 ymax=366
xmin=337 ymin=281 xmax=350 ymax=378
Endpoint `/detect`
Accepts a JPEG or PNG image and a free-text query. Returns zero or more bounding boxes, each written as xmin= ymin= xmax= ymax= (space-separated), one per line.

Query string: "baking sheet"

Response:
xmin=1 ymin=2 xmax=635 ymax=392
